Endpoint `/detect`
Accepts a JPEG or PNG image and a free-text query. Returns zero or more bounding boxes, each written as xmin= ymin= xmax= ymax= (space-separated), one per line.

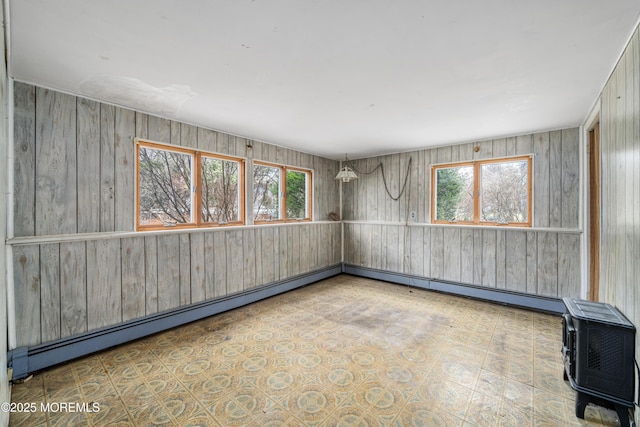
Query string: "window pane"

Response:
xmin=139 ymin=146 xmax=192 ymax=226
xmin=253 ymin=165 xmax=280 ymax=220
xmin=435 ymin=166 xmax=474 ymax=221
xmin=480 ymin=160 xmax=528 ymax=223
xmin=201 ymin=157 xmax=240 ymax=223
xmin=286 ymin=170 xmax=308 ymax=219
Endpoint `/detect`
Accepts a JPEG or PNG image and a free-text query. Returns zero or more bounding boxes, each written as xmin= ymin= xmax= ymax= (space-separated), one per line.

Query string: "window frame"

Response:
xmin=430 ymin=155 xmax=532 ymax=227
xmin=136 ymin=139 xmax=246 ymax=231
xmin=253 ymin=160 xmax=313 ymax=224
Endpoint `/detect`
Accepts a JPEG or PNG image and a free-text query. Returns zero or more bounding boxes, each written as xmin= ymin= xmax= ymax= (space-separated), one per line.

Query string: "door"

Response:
xmin=588 ymin=123 xmax=600 ymax=301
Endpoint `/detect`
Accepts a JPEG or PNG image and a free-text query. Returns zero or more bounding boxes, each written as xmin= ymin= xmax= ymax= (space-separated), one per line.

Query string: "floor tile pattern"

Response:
xmin=10 ymin=275 xmax=623 ymax=426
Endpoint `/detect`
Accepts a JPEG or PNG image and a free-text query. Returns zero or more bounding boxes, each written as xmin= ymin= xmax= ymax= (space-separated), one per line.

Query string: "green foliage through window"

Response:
xmin=432 ymin=156 xmax=531 ymax=226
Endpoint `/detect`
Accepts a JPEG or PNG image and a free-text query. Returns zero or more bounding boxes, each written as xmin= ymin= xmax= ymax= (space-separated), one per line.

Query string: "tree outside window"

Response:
xmin=253 ymin=162 xmax=312 ymax=223
xmin=432 ymin=156 xmax=531 ymax=226
xmin=137 ymin=141 xmax=244 ymax=230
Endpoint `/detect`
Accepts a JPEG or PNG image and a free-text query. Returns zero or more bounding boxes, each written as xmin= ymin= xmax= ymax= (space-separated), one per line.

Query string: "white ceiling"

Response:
xmin=9 ymin=1 xmax=640 ymax=160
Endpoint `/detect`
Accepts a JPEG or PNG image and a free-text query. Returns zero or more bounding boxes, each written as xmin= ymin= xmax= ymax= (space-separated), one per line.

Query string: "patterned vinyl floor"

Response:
xmin=9 ymin=275 xmax=622 ymax=426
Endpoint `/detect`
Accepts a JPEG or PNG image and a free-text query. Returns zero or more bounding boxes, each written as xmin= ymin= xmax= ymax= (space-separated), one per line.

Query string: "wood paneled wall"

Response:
xmin=13 ymin=224 xmax=341 ymax=347
xmin=342 ymin=128 xmax=581 ymax=298
xmin=344 ymin=223 xmax=580 ymax=298
xmin=13 ymin=82 xmax=340 ymax=237
xmin=342 ymin=128 xmax=580 ymax=227
xmin=11 ymin=83 xmax=341 ymax=347
xmin=599 ymin=27 xmax=640 ymax=355
xmin=0 ymin=3 xmax=10 ymax=423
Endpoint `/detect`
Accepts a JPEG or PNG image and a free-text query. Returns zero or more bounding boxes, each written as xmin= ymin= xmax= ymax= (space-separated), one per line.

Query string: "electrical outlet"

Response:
xmin=409 ymin=211 xmax=417 ymax=221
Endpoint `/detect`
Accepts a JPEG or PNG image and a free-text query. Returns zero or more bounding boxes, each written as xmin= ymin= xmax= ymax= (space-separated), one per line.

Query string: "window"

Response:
xmin=253 ymin=161 xmax=312 ymax=222
xmin=137 ymin=140 xmax=244 ymax=230
xmin=431 ymin=156 xmax=532 ymax=226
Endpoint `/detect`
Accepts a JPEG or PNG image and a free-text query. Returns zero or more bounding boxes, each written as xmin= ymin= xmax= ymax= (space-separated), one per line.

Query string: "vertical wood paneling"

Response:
xmin=536 ymin=232 xmax=558 ymax=297
xmin=144 ymin=236 xmax=159 ymax=315
xmin=13 ymin=246 xmax=40 ymax=346
xmin=121 ymin=237 xmax=146 ymax=321
xmin=289 ymin=225 xmax=301 ymax=276
xmin=227 ymin=230 xmax=244 ymax=293
xmin=631 ymin=30 xmax=640 ymax=326
xmin=157 ymin=235 xmax=180 ymax=312
xmin=481 ymin=230 xmax=496 ymax=287
xmin=385 ymin=225 xmax=401 ymax=272
xmin=87 ymin=239 xmax=121 ymax=329
xmin=505 ymin=232 xmax=527 ymax=292
xmin=197 ymin=127 xmax=217 ymax=152
xmin=204 ymin=232 xmax=215 ymax=299
xmin=495 ymin=230 xmax=506 ymax=289
xmin=60 ymin=241 xmax=87 ymax=337
xmin=40 ymin=244 xmax=60 ymax=342
xmin=408 ymin=227 xmax=423 ymax=276
xmin=472 ymin=229 xmax=482 ymax=285
xmin=308 ymin=225 xmax=319 ymax=273
xmin=278 ymin=227 xmax=289 ymax=279
xmin=35 ymin=88 xmax=77 ymax=236
xmin=299 ymin=224 xmax=310 ymax=274
xmin=13 ymin=82 xmax=36 ymax=237
xmin=99 ymin=104 xmax=115 ymax=232
xmin=179 ymin=234 xmax=191 ymax=305
xmin=625 ymin=32 xmax=637 ymax=319
xmin=548 ymin=130 xmax=563 ymax=228
xmin=443 ymin=228 xmax=460 ymax=281
xmin=348 ymin=223 xmax=360 ymax=266
xmin=253 ymin=227 xmax=263 ymax=283
xmin=180 ymin=123 xmax=198 ymax=150
xmin=561 ymin=128 xmax=579 ymax=228
xmin=515 ymin=134 xmax=533 ymax=155
xmin=190 ymin=232 xmax=206 ymax=303
xmin=76 ymin=98 xmax=100 ymax=233
xmin=492 ymin=138 xmax=507 ymax=157
xmin=114 ymin=108 xmax=136 ymax=231
xmin=213 ymin=232 xmax=227 ymax=297
xmin=148 ymin=115 xmax=171 ymax=143
xmin=243 ymin=228 xmax=256 ymax=289
xmin=261 ymin=227 xmax=276 ymax=283
xmin=170 ymin=120 xmax=181 ymax=146
xmin=460 ymin=228 xmax=474 ymax=284
xmin=430 ymin=228 xmax=444 ymax=279
xmin=422 ymin=226 xmax=431 ymax=278
xmin=135 ymin=112 xmax=148 ymax=139
xmin=533 ymin=132 xmax=550 ymax=227
xmin=558 ymin=234 xmax=580 ymax=298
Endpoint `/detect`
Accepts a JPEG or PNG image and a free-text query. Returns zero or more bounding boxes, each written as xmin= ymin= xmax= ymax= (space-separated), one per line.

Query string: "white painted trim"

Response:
xmin=6 ymin=221 xmax=340 ymax=246
xmin=342 ymin=220 xmax=582 ymax=234
xmin=4 ymin=12 xmax=15 ymax=350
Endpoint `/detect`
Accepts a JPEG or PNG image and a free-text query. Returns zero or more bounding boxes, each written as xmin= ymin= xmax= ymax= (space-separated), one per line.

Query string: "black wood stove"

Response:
xmin=562 ymin=298 xmax=636 ymax=426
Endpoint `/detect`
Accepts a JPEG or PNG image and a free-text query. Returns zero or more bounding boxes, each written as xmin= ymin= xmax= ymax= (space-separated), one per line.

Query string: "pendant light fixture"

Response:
xmin=335 ymin=154 xmax=358 ymax=182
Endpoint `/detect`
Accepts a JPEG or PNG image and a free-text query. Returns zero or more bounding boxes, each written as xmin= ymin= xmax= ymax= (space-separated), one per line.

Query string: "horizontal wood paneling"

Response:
xmin=12 ymin=223 xmax=341 ymax=346
xmin=343 ymin=224 xmax=580 ymax=299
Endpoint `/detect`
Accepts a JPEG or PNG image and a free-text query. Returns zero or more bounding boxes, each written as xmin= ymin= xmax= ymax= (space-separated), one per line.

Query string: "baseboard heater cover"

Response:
xmin=8 ymin=264 xmax=342 ymax=380
xmin=342 ymin=264 xmax=565 ymax=314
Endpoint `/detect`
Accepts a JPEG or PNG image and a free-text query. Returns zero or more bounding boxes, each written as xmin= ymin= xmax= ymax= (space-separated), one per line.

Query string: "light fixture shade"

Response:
xmin=335 ymin=165 xmax=358 ymax=182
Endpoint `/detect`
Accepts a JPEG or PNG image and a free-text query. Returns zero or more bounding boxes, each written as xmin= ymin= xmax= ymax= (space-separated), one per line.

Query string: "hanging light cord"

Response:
xmin=348 ymin=157 xmax=413 ymax=202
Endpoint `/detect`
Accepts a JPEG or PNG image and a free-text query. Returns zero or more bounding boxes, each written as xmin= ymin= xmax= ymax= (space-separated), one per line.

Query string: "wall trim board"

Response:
xmin=6 ymin=221 xmax=340 ymax=247
xmin=341 ymin=220 xmax=582 ymax=234
xmin=342 ymin=264 xmax=565 ymax=314
xmin=8 ymin=264 xmax=342 ymax=380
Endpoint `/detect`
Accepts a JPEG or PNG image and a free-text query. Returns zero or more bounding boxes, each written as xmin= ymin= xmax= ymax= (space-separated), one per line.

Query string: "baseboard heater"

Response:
xmin=8 ymin=264 xmax=342 ymax=380
xmin=342 ymin=264 xmax=565 ymax=314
